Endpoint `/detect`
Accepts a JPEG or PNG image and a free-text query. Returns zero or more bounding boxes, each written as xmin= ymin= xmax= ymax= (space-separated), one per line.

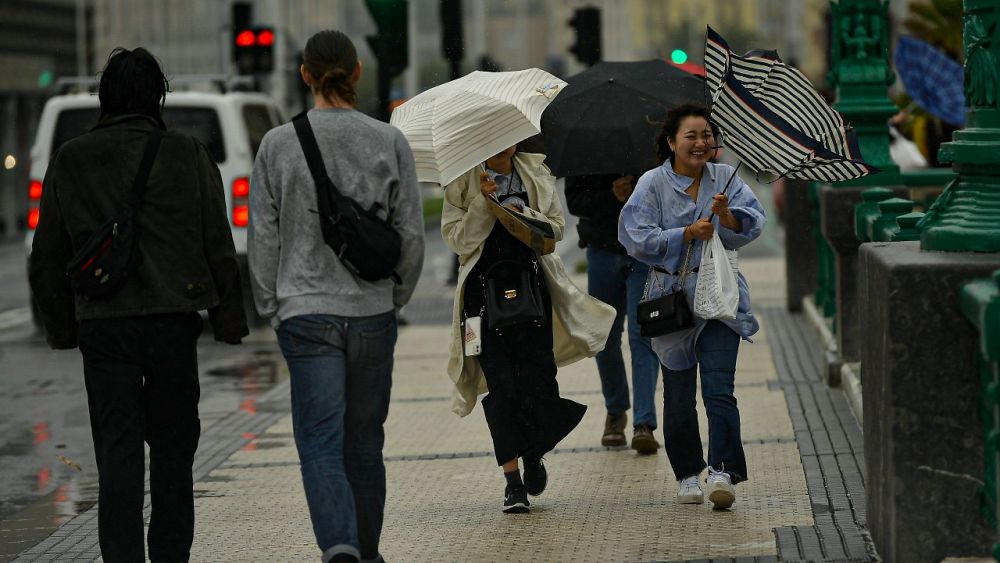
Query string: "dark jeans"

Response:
xmin=662 ymin=320 xmax=748 ymax=484
xmin=586 ymin=247 xmax=663 ymax=426
xmin=78 ymin=312 xmax=203 ymax=563
xmin=276 ymin=312 xmax=396 ymax=563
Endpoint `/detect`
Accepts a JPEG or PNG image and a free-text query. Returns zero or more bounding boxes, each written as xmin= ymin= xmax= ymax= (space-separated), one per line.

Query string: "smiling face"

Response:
xmin=668 ymin=116 xmax=715 ymax=177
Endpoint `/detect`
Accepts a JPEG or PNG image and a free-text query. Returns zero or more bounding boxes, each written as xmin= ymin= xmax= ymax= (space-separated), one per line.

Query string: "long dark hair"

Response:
xmin=98 ymin=47 xmax=169 ymax=123
xmin=302 ymin=30 xmax=359 ymax=107
xmin=654 ymin=104 xmax=715 ymax=166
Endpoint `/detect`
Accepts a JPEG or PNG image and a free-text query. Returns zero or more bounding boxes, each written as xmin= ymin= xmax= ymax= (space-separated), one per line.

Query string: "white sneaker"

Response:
xmin=706 ymin=468 xmax=735 ymax=509
xmin=676 ymin=475 xmax=704 ymax=504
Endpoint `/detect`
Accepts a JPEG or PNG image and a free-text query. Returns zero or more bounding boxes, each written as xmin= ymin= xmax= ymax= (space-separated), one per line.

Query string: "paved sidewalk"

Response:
xmin=14 ymin=257 xmax=875 ymax=562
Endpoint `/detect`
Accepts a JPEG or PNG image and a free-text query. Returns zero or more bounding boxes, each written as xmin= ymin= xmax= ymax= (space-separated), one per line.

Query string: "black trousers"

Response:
xmin=466 ymin=270 xmax=585 ymax=465
xmin=78 ymin=312 xmax=203 ymax=563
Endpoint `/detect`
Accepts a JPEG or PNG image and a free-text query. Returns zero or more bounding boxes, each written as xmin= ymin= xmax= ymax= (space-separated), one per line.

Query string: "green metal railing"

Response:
xmin=959 ymin=269 xmax=1000 ymax=560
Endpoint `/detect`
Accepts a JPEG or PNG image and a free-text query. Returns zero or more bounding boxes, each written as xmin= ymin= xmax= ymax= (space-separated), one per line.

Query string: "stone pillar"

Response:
xmin=783 ymin=178 xmax=817 ymax=312
xmin=860 ymin=0 xmax=1000 ymax=559
xmin=860 ymin=242 xmax=999 ymax=561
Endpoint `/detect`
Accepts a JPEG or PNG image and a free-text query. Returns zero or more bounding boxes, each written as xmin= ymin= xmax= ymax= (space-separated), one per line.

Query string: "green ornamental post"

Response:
xmin=828 ymin=0 xmax=902 ymax=186
xmin=813 ymin=0 xmax=901 ymax=323
xmin=920 ymin=0 xmax=1000 ymax=251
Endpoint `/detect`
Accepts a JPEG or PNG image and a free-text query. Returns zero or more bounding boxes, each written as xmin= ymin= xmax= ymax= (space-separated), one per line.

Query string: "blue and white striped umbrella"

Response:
xmin=704 ymin=26 xmax=877 ymax=183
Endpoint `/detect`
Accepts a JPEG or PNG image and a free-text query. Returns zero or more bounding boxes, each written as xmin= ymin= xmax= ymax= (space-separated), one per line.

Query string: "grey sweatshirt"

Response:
xmin=248 ymin=108 xmax=424 ymax=325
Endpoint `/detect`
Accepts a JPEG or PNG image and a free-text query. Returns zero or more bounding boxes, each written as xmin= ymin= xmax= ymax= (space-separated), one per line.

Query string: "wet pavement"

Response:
xmin=0 ymin=315 xmax=285 ymax=562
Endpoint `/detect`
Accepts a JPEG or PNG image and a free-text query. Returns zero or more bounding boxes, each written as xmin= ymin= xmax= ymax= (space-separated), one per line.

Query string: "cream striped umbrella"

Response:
xmin=390 ymin=68 xmax=566 ymax=186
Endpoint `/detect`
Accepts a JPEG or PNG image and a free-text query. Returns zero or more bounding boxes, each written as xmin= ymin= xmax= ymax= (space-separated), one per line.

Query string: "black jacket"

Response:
xmin=564 ymin=174 xmax=633 ymax=254
xmin=29 ymin=114 xmax=248 ymax=349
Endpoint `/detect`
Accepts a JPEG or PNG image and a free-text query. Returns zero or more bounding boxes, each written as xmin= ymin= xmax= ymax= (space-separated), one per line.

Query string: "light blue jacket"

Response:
xmin=618 ymin=160 xmax=766 ymax=370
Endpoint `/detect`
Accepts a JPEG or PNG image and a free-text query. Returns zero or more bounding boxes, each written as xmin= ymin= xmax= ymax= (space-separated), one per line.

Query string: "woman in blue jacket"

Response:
xmin=618 ymin=104 xmax=766 ymax=510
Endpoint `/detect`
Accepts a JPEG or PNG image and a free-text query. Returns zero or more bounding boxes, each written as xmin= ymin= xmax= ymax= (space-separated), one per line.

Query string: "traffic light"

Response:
xmin=364 ymin=0 xmax=408 ymax=78
xmin=569 ymin=6 xmax=601 ymax=66
xmin=440 ymin=0 xmax=463 ymax=67
xmin=364 ymin=0 xmax=408 ymax=121
xmin=670 ymin=49 xmax=688 ymax=65
xmin=234 ymin=27 xmax=275 ymax=74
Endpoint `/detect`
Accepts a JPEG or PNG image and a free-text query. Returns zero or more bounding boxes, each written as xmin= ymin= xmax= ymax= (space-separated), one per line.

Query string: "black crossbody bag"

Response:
xmin=292 ymin=113 xmax=402 ymax=283
xmin=636 ymin=240 xmax=695 ymax=337
xmin=65 ymin=129 xmax=163 ymax=299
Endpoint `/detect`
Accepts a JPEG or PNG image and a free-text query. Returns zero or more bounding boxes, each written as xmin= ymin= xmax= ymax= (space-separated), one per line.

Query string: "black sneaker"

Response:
xmin=502 ymin=484 xmax=530 ymax=513
xmin=523 ymin=457 xmax=547 ymax=496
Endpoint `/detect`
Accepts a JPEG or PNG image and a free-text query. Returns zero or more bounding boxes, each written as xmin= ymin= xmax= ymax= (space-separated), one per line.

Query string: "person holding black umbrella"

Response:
xmin=566 ymin=174 xmax=664 ymax=454
xmin=618 ymin=105 xmax=766 ymax=510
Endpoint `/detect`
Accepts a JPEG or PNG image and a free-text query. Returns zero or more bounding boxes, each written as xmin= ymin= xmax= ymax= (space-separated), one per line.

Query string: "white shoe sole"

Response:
xmin=708 ymin=487 xmax=735 ymax=509
xmin=502 ymin=502 xmax=529 ymax=513
xmin=677 ymin=492 xmax=704 ymax=504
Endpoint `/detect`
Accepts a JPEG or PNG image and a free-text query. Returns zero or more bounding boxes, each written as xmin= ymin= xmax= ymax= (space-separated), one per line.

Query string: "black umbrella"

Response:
xmin=540 ymin=59 xmax=708 ymax=177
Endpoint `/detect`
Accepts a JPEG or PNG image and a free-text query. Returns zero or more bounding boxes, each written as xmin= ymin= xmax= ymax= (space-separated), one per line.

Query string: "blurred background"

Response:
xmin=0 ymin=0 xmax=958 ymax=239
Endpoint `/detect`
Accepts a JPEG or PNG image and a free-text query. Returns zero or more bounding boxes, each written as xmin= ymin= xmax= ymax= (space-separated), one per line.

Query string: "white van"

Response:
xmin=25 ymin=90 xmax=284 ymax=326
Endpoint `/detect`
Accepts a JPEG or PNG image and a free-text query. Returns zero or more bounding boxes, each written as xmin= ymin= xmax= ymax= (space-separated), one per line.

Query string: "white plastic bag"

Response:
xmin=693 ymin=232 xmax=739 ymax=320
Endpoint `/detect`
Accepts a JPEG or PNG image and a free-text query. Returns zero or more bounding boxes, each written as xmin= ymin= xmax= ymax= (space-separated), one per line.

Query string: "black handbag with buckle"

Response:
xmin=636 ymin=240 xmax=695 ymax=337
xmin=482 ymin=259 xmax=545 ymax=332
xmin=66 ymin=129 xmax=163 ymax=299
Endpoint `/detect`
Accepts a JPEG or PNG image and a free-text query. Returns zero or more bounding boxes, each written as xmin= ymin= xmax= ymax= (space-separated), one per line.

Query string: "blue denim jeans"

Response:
xmin=276 ymin=312 xmax=397 ymax=563
xmin=661 ymin=320 xmax=747 ymax=483
xmin=587 ymin=247 xmax=663 ymax=427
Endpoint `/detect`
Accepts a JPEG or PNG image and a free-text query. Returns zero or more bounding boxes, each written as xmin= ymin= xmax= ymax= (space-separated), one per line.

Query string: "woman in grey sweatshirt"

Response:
xmin=248 ymin=30 xmax=423 ymax=563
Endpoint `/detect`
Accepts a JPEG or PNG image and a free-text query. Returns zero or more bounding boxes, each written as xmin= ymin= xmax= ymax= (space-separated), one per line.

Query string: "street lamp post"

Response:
xmin=919 ymin=0 xmax=1000 ymax=251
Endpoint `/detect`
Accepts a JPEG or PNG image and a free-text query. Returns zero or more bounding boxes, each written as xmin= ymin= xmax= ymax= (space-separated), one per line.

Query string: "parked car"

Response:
xmin=25 ymin=90 xmax=284 ymax=328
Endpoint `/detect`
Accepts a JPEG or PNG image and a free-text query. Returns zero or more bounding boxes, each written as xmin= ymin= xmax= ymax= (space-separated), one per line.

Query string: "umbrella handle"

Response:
xmin=704 ymin=160 xmax=743 ymax=221
xmin=683 ymin=160 xmax=744 ymax=253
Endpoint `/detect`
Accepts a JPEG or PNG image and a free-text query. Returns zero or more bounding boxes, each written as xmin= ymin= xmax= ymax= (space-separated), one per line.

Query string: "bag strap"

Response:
xmin=126 ymin=129 xmax=163 ymax=209
xmin=292 ymin=112 xmax=344 ymax=219
xmin=642 ymin=241 xmax=695 ymax=301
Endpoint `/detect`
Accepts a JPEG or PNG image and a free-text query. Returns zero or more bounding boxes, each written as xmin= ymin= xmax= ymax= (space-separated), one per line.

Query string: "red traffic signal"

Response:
xmin=234 ymin=27 xmax=275 ymax=74
xmin=256 ymin=28 xmax=274 ymax=47
xmin=235 ymin=29 xmax=256 ymax=47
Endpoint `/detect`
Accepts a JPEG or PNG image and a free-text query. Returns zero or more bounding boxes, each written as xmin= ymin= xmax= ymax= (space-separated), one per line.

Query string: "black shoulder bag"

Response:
xmin=481 ymin=258 xmax=545 ymax=332
xmin=66 ymin=129 xmax=163 ymax=299
xmin=292 ymin=113 xmax=402 ymax=283
xmin=636 ymin=241 xmax=695 ymax=337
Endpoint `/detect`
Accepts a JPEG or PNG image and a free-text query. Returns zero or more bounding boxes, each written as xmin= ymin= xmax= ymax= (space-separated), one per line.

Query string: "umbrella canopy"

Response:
xmin=540 ymin=59 xmax=708 ymax=177
xmin=894 ymin=35 xmax=965 ymax=126
xmin=389 ymin=68 xmax=565 ymax=186
xmin=704 ymin=26 xmax=876 ymax=183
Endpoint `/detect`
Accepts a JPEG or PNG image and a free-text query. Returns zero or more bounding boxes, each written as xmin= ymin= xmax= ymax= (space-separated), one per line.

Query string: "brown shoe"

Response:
xmin=601 ymin=412 xmax=627 ymax=447
xmin=631 ymin=424 xmax=660 ymax=454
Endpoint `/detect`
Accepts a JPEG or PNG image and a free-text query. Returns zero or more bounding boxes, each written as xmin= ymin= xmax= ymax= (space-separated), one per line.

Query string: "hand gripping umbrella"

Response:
xmin=389 ymin=68 xmax=566 ymax=187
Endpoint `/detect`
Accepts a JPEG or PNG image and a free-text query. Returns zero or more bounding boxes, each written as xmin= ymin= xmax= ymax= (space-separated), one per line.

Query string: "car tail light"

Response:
xmin=27 ymin=179 xmax=42 ymax=230
xmin=232 ymin=177 xmax=250 ymax=198
xmin=232 ymin=205 xmax=249 ymax=227
xmin=232 ymin=177 xmax=250 ymax=227
xmin=29 ymin=180 xmax=43 ymax=201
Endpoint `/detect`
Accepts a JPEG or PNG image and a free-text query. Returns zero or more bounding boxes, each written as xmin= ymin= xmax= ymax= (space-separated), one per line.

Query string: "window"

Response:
xmin=242 ymin=104 xmax=277 ymax=159
xmin=51 ymin=106 xmax=227 ymax=163
xmin=51 ymin=108 xmax=101 ymax=156
xmin=163 ymin=107 xmax=226 ymax=162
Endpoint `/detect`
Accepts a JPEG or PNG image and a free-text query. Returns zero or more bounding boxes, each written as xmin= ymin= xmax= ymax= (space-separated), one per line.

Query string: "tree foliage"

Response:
xmin=903 ymin=0 xmax=964 ymax=61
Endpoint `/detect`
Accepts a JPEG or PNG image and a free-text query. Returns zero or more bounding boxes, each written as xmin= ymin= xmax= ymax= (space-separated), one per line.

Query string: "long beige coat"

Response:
xmin=441 ymin=152 xmax=616 ymax=417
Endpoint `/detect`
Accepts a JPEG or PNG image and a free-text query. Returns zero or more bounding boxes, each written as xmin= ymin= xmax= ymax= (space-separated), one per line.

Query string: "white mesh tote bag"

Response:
xmin=693 ymin=232 xmax=739 ymax=320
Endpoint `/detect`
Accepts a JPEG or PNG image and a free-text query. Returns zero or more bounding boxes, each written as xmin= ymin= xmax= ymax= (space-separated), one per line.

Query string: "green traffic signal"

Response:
xmin=671 ymin=49 xmax=688 ymax=65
